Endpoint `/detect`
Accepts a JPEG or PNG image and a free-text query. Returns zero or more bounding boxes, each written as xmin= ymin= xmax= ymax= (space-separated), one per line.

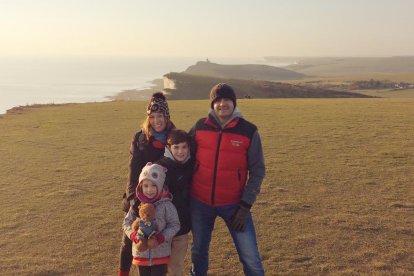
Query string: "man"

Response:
xmin=189 ymin=83 xmax=266 ymax=276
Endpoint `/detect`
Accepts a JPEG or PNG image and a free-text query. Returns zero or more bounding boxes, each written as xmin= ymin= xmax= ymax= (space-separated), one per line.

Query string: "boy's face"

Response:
xmin=169 ymin=142 xmax=190 ymax=162
xmin=141 ymin=179 xmax=158 ymax=199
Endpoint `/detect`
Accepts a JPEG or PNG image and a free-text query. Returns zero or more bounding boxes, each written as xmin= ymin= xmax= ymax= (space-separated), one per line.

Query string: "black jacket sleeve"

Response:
xmin=126 ymin=131 xmax=146 ymax=200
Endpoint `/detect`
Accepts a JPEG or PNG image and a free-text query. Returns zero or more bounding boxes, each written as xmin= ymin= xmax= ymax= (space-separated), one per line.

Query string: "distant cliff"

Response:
xmin=183 ymin=61 xmax=305 ymax=81
xmin=163 ymin=73 xmax=374 ymax=99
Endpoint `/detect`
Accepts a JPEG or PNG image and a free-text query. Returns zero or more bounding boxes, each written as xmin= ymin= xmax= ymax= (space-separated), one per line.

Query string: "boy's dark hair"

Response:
xmin=167 ymin=129 xmax=190 ymax=146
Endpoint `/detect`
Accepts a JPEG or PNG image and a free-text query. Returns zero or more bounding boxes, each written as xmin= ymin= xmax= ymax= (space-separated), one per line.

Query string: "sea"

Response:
xmin=0 ymin=56 xmax=287 ymax=115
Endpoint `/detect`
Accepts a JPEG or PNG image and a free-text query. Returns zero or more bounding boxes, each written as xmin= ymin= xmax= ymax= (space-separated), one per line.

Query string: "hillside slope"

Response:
xmin=183 ymin=61 xmax=305 ymax=80
xmin=283 ymin=56 xmax=414 ymax=75
xmin=163 ymin=73 xmax=374 ymax=99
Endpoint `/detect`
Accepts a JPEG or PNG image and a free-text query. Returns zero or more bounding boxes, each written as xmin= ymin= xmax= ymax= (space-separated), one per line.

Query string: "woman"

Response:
xmin=119 ymin=92 xmax=175 ymax=276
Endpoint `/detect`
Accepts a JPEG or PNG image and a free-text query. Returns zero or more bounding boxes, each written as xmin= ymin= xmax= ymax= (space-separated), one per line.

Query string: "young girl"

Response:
xmin=123 ymin=163 xmax=180 ymax=276
xmin=157 ymin=129 xmax=193 ymax=276
xmin=119 ymin=92 xmax=175 ymax=276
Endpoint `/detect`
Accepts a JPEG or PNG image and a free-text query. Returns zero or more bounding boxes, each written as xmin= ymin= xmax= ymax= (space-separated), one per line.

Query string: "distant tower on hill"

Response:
xmin=206 ymin=58 xmax=210 ymax=63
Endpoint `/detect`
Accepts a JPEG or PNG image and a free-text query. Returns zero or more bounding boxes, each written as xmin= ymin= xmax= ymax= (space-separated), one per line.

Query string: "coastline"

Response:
xmin=3 ymin=103 xmax=74 ymax=116
xmin=108 ymin=78 xmax=164 ymax=101
xmin=1 ymin=78 xmax=164 ymax=117
xmin=0 ymin=56 xmax=197 ymax=116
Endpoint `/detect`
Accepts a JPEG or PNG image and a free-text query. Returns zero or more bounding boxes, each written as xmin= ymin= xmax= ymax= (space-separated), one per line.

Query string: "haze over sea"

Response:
xmin=0 ymin=56 xmax=285 ymax=115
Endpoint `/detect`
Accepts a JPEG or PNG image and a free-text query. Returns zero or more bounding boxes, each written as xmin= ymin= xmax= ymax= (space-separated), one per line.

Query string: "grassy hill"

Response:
xmin=1 ymin=99 xmax=414 ymax=275
xmin=163 ymin=72 xmax=373 ymax=100
xmin=113 ymin=60 xmax=414 ymax=102
xmin=282 ymin=57 xmax=414 ymax=76
xmin=183 ymin=61 xmax=305 ymax=80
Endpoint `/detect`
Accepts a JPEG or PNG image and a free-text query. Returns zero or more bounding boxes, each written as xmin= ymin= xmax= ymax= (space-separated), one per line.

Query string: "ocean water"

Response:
xmin=0 ymin=56 xmax=199 ymax=115
xmin=0 ymin=56 xmax=286 ymax=115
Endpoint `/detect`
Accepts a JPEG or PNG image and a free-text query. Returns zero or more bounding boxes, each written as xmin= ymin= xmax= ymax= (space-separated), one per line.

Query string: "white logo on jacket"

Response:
xmin=230 ymin=140 xmax=243 ymax=147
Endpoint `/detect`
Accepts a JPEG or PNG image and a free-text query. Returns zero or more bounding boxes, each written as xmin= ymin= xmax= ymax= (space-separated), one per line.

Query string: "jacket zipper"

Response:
xmin=211 ymin=130 xmax=223 ymax=206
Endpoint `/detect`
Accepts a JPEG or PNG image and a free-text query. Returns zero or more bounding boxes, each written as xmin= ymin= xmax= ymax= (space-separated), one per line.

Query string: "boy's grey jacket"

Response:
xmin=123 ymin=196 xmax=180 ymax=259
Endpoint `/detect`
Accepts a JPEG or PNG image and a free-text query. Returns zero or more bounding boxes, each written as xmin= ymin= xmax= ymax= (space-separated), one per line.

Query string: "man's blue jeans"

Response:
xmin=190 ymin=198 xmax=265 ymax=276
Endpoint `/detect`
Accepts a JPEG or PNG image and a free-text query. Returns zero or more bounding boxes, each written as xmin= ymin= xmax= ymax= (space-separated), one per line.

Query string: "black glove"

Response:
xmin=229 ymin=204 xmax=251 ymax=232
xmin=122 ymin=194 xmax=136 ymax=213
xmin=122 ymin=193 xmax=130 ymax=212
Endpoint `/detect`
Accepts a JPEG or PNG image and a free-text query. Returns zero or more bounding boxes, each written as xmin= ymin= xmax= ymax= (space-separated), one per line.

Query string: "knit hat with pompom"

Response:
xmin=147 ymin=92 xmax=170 ymax=119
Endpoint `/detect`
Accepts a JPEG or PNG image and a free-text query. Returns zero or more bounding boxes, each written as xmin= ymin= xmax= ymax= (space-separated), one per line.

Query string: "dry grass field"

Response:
xmin=0 ymin=98 xmax=413 ymax=275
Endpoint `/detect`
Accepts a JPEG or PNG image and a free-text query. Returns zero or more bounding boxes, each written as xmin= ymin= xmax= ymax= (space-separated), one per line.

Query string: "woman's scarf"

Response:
xmin=149 ymin=127 xmax=167 ymax=144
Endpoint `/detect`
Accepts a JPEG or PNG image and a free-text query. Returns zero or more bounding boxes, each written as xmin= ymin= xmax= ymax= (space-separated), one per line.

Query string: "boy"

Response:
xmin=157 ymin=129 xmax=193 ymax=276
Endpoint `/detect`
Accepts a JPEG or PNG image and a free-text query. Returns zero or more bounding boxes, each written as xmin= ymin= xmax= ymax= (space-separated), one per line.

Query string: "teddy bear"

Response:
xmin=131 ymin=202 xmax=158 ymax=252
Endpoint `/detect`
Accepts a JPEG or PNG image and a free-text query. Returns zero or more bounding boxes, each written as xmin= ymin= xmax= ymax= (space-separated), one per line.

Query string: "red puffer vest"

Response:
xmin=191 ymin=115 xmax=257 ymax=206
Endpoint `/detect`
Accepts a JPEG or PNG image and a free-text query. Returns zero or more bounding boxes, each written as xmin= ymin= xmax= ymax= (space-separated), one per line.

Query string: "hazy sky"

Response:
xmin=1 ymin=0 xmax=413 ymax=58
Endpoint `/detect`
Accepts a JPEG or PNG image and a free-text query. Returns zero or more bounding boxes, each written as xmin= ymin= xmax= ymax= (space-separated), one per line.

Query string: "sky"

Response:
xmin=1 ymin=0 xmax=414 ymax=58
